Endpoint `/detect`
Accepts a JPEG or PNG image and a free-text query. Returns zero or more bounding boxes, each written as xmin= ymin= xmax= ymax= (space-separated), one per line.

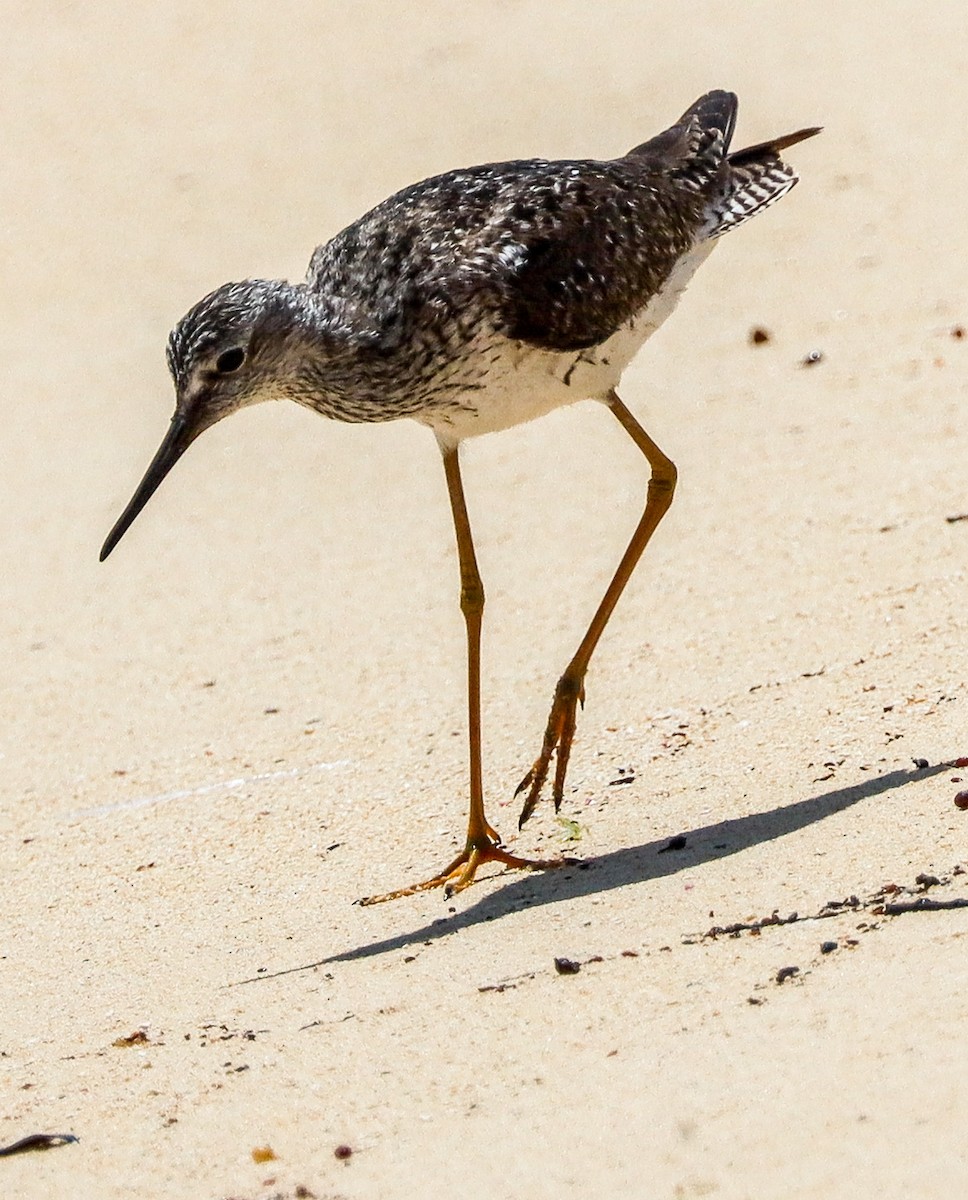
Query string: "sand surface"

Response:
xmin=2 ymin=4 xmax=967 ymax=1197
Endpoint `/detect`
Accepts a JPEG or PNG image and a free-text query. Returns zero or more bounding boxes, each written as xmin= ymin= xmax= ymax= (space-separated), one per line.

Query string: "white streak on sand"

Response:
xmin=69 ymin=760 xmax=351 ymax=821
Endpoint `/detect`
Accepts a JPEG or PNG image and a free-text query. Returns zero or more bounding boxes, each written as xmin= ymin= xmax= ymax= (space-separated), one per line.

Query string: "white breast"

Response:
xmin=424 ymin=239 xmax=716 ymax=444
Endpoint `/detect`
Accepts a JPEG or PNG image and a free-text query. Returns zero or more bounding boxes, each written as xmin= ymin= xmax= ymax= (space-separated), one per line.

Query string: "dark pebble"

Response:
xmin=658 ymin=834 xmax=687 ymax=854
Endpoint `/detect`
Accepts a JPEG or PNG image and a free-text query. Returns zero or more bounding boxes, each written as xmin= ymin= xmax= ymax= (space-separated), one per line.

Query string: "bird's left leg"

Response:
xmin=516 ymin=389 xmax=677 ymax=827
xmin=360 ymin=440 xmax=565 ymax=904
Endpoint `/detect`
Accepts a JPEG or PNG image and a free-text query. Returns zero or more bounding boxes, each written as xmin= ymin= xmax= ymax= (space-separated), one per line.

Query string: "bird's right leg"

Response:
xmin=359 ymin=440 xmax=566 ymax=904
xmin=515 ymin=389 xmax=677 ymax=826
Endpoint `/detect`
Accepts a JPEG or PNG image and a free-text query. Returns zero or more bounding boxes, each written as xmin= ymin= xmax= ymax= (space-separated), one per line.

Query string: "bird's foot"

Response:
xmin=515 ymin=673 xmax=585 ymax=827
xmin=357 ymin=831 xmax=568 ymax=905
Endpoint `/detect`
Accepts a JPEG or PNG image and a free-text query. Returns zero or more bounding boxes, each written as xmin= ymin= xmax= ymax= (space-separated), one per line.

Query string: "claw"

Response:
xmin=358 ymin=833 xmax=568 ymax=905
xmin=516 ymin=673 xmax=585 ymax=827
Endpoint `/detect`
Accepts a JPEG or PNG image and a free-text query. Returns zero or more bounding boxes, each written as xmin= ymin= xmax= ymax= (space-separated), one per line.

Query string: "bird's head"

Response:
xmin=100 ymin=278 xmax=313 ymax=561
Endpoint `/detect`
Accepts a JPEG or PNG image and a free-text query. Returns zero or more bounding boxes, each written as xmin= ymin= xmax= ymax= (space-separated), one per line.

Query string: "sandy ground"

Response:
xmin=2 ymin=3 xmax=967 ymax=1197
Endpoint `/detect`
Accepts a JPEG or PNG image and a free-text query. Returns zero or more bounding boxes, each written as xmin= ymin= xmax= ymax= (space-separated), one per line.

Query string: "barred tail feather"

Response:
xmin=707 ymin=125 xmax=821 ymax=238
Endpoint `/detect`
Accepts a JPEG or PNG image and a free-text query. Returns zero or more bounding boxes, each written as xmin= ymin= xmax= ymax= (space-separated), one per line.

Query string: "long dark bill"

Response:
xmin=99 ymin=413 xmax=193 ymax=561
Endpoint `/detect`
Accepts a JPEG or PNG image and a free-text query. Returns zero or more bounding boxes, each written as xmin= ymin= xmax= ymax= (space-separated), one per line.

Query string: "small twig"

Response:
xmin=696 ymin=872 xmax=968 ymax=942
xmin=0 ymin=1133 xmax=79 ymax=1157
xmin=882 ymin=897 xmax=968 ymax=915
xmin=478 ymin=969 xmax=536 ymax=994
xmin=703 ymin=911 xmax=802 ymax=938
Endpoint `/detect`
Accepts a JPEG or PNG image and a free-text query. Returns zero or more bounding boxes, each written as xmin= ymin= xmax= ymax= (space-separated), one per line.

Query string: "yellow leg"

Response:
xmin=516 ymin=390 xmax=677 ymax=827
xmin=360 ymin=440 xmax=567 ymax=905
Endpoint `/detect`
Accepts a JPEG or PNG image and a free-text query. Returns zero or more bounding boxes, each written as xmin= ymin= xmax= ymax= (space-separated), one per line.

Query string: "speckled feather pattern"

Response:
xmin=164 ymin=92 xmax=818 ymax=438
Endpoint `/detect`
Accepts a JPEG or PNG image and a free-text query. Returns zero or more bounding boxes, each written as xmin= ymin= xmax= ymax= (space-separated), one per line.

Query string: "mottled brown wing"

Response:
xmin=502 ymin=162 xmax=706 ymax=353
xmin=625 ymin=89 xmax=737 ymax=172
xmin=502 ymin=93 xmax=744 ymax=352
xmin=311 ymin=158 xmax=705 ymax=357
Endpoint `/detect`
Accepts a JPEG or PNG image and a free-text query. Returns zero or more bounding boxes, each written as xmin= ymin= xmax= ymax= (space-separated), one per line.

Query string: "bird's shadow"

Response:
xmin=237 ymin=762 xmax=952 ymax=983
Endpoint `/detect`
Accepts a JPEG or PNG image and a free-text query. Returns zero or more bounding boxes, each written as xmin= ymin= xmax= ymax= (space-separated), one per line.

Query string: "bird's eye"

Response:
xmin=215 ymin=347 xmax=246 ymax=374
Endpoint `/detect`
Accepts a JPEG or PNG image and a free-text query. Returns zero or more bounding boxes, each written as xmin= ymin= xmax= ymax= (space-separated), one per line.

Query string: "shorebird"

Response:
xmin=101 ymin=91 xmax=818 ymax=903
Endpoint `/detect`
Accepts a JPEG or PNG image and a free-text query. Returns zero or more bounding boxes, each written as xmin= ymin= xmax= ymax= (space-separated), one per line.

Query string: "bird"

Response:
xmin=100 ymin=90 xmax=818 ymax=904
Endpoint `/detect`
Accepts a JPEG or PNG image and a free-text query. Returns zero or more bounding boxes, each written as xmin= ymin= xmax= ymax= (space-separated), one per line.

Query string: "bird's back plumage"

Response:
xmin=307 ymin=92 xmax=816 ymax=373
